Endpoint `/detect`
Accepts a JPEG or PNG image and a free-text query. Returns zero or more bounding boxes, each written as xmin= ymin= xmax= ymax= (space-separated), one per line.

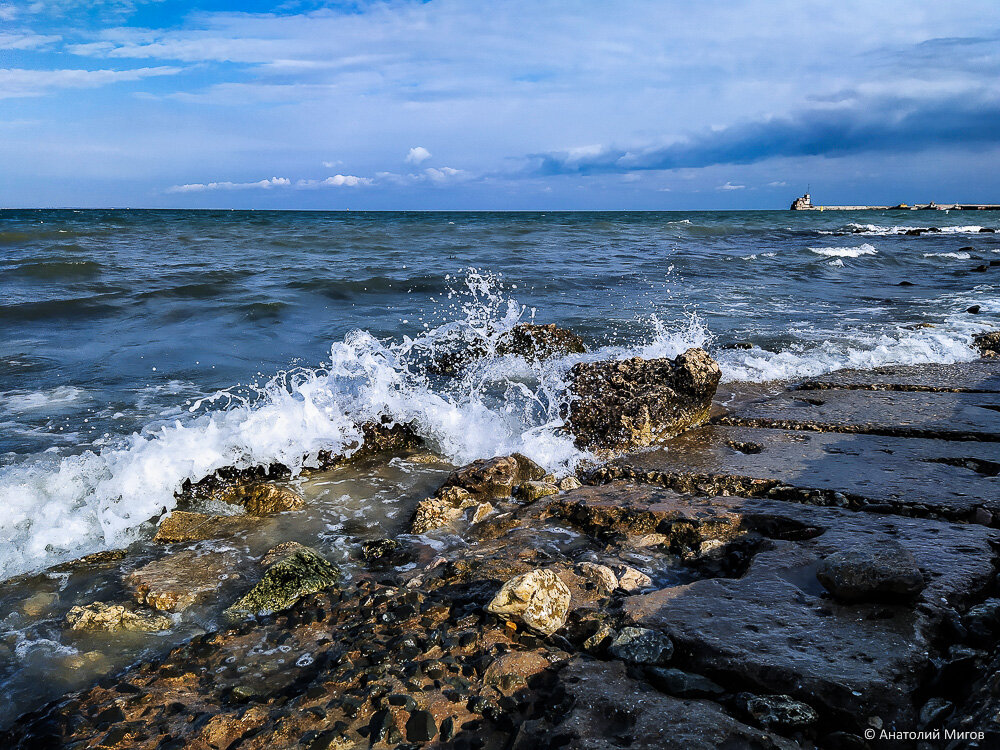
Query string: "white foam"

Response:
xmin=808 ymin=244 xmax=878 ymax=258
xmin=0 ymin=386 xmax=88 ymax=414
xmin=821 ymin=223 xmax=987 ymax=236
xmin=923 ymin=252 xmax=971 ymax=259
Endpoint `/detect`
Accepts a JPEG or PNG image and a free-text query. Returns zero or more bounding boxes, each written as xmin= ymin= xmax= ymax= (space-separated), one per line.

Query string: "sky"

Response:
xmin=2 ymin=0 xmax=999 ymax=209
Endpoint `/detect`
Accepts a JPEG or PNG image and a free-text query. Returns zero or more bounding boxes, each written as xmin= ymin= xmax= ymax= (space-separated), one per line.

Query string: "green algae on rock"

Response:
xmin=225 ymin=545 xmax=340 ymax=619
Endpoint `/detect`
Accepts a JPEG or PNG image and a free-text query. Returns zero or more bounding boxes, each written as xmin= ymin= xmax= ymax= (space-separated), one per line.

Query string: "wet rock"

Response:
xmin=608 ymin=626 xmax=673 ymax=664
xmin=126 ymin=550 xmax=239 ymax=612
xmin=405 ymin=709 xmax=437 ymax=742
xmin=557 ymin=476 xmax=582 ymax=491
xmin=361 ymin=538 xmax=399 ymax=561
xmin=21 ymin=591 xmax=58 ymax=618
xmin=645 ymin=667 xmax=725 ymax=698
xmin=513 ymin=480 xmax=559 ymax=503
xmin=260 ymin=540 xmax=309 ymax=566
xmin=411 ymin=491 xmax=476 ymax=534
xmin=65 ymin=602 xmax=172 ymax=632
xmin=919 ymin=697 xmax=953 ymax=727
xmin=614 ymin=564 xmax=653 ymax=592
xmin=214 ymin=482 xmax=305 ymax=516
xmin=962 ymin=598 xmax=1000 ymax=643
xmin=576 ymin=562 xmax=618 ymax=594
xmin=225 ymin=545 xmax=339 ymax=618
xmin=510 ymin=452 xmax=547 ymax=481
xmin=738 ymin=693 xmax=819 ymax=731
xmin=974 ymin=330 xmax=1000 ymax=357
xmin=486 ymin=568 xmax=571 ymax=636
xmin=441 ymin=456 xmax=521 ymax=498
xmin=153 ymin=511 xmax=257 ymax=543
xmin=566 ymin=348 xmax=721 ymax=451
xmin=496 ymin=323 xmax=587 ymax=362
xmin=816 ymin=540 xmax=925 ymax=602
xmin=967 ymin=305 xmax=982 ymax=314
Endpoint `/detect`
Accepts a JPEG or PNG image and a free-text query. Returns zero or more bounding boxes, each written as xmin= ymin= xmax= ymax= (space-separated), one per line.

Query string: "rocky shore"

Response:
xmin=3 ymin=326 xmax=1000 ymax=749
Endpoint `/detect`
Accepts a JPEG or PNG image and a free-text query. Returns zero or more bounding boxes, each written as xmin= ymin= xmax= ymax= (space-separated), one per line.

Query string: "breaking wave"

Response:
xmin=808 ymin=244 xmax=878 ymax=258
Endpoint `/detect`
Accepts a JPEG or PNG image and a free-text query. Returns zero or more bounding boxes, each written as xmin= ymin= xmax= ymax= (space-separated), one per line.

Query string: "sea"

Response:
xmin=1 ymin=209 xmax=997 ymax=583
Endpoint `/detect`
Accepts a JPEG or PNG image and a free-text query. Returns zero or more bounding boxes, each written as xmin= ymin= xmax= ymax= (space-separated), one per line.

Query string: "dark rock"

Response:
xmin=607 ymin=626 xmax=673 ymax=664
xmin=968 ymin=305 xmax=982 ymax=314
xmin=816 ymin=540 xmax=926 ymax=602
xmin=442 ymin=456 xmax=521 ymax=498
xmin=737 ymin=693 xmax=818 ymax=731
xmin=225 ymin=545 xmax=339 ymax=618
xmin=361 ymin=538 xmax=398 ymax=561
xmin=645 ymin=667 xmax=724 ymax=698
xmin=405 ymin=710 xmax=437 ymax=742
xmin=566 ymin=348 xmax=721 ymax=451
xmin=898 ymin=280 xmax=915 ymax=286
xmin=962 ymin=598 xmax=1000 ymax=643
xmin=919 ymin=697 xmax=953 ymax=727
xmin=974 ymin=331 xmax=1000 ymax=357
xmin=496 ymin=323 xmax=586 ymax=362
xmin=973 ymin=264 xmax=990 ymax=272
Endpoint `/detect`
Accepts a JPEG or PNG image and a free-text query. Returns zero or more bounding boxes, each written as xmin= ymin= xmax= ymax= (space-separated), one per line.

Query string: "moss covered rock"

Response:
xmin=225 ymin=545 xmax=340 ymax=619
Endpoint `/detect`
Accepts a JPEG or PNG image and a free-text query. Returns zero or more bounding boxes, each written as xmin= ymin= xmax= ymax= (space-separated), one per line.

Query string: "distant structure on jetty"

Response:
xmin=789 ymin=193 xmax=1000 ymax=211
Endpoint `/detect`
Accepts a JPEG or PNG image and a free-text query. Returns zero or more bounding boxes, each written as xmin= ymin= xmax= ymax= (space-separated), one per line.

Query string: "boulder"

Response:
xmin=126 ymin=550 xmax=239 ymax=612
xmin=974 ymin=331 xmax=1000 ymax=357
xmin=496 ymin=323 xmax=586 ymax=362
xmin=816 ymin=540 xmax=925 ymax=602
xmin=225 ymin=545 xmax=339 ymax=618
xmin=153 ymin=511 xmax=257 ymax=543
xmin=557 ymin=476 xmax=583 ymax=491
xmin=566 ymin=348 xmax=721 ymax=451
xmin=65 ymin=603 xmax=172 ymax=633
xmin=608 ymin=626 xmax=673 ymax=664
xmin=441 ymin=456 xmax=521 ymax=498
xmin=214 ymin=483 xmax=304 ymax=516
xmin=513 ymin=480 xmax=559 ymax=503
xmin=486 ymin=568 xmax=571 ymax=636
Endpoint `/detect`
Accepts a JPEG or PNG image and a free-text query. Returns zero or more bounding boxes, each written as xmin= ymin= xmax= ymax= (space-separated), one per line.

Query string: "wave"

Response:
xmin=821 ymin=223 xmax=990 ymax=236
xmin=0 ymin=270 xmax=987 ymax=582
xmin=923 ymin=251 xmax=971 ymax=259
xmin=808 ymin=244 xmax=878 ymax=258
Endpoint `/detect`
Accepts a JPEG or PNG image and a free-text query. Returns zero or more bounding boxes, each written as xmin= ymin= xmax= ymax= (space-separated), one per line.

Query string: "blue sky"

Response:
xmin=2 ymin=0 xmax=999 ymax=209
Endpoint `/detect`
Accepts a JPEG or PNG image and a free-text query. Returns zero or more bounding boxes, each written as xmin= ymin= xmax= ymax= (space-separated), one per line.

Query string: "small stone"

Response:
xmin=21 ymin=591 xmax=58 ymax=618
xmin=919 ymin=697 xmax=953 ymax=727
xmin=486 ymin=569 xmax=571 ymax=636
xmin=66 ymin=603 xmax=172 ymax=632
xmin=614 ymin=565 xmax=653 ymax=592
xmin=576 ymin=562 xmax=618 ymax=594
xmin=225 ymin=546 xmax=339 ymax=618
xmin=470 ymin=502 xmax=493 ymax=524
xmin=513 ymin=481 xmax=559 ymax=503
xmin=608 ymin=627 xmax=673 ymax=664
xmin=738 ymin=693 xmax=818 ymax=731
xmin=962 ymin=598 xmax=1000 ymax=642
xmin=557 ymin=476 xmax=583 ymax=491
xmin=967 ymin=305 xmax=981 ymax=314
xmin=583 ymin=624 xmax=613 ymax=652
xmin=361 ymin=538 xmax=398 ymax=561
xmin=405 ymin=709 xmax=438 ymax=742
xmin=646 ymin=667 xmax=725 ymax=698
xmin=816 ymin=540 xmax=925 ymax=602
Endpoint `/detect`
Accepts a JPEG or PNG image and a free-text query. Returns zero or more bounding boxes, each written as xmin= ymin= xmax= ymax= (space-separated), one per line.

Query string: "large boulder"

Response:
xmin=486 ymin=568 xmax=571 ymax=636
xmin=566 ymin=348 xmax=721 ymax=451
xmin=225 ymin=545 xmax=339 ymax=619
xmin=816 ymin=540 xmax=926 ymax=602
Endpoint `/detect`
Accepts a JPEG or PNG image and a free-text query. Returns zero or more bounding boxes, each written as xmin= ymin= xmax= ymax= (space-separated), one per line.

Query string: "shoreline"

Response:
xmin=2 ymin=335 xmax=999 ymax=748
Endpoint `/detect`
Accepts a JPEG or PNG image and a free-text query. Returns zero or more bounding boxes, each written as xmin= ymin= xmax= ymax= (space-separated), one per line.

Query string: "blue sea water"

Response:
xmin=0 ymin=208 xmax=998 ymax=580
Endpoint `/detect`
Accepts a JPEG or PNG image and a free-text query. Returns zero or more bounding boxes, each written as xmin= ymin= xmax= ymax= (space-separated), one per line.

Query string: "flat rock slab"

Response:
xmin=611 ymin=489 xmax=999 ymax=730
xmin=125 ymin=549 xmax=241 ymax=612
xmin=718 ymin=388 xmax=1000 ymax=441
xmin=600 ymin=424 xmax=1000 ymax=520
xmin=798 ymin=359 xmax=1000 ymax=393
xmin=541 ymin=656 xmax=798 ymax=750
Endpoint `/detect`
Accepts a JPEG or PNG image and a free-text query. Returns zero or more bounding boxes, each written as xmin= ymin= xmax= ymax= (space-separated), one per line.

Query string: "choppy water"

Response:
xmin=1 ymin=209 xmax=998 ymax=582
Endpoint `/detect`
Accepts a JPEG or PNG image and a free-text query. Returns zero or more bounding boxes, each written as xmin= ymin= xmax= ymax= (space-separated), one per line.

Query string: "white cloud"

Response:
xmin=321 ymin=160 xmax=342 ymax=168
xmin=376 ymin=166 xmax=468 ymax=185
xmin=0 ymin=33 xmax=61 ymax=50
xmin=0 ymin=66 xmax=181 ymax=98
xmin=167 ymin=176 xmax=291 ymax=193
xmin=717 ymin=181 xmax=746 ymax=190
xmin=405 ymin=146 xmax=432 ymax=165
xmin=296 ymin=174 xmax=372 ymax=188
xmin=767 ymin=180 xmax=788 ymax=187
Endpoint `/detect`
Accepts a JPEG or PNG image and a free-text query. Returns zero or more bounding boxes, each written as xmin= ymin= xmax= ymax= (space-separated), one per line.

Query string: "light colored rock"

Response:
xmin=126 ymin=549 xmax=239 ymax=612
xmin=65 ymin=602 xmax=172 ymax=632
xmin=470 ymin=502 xmax=494 ymax=524
xmin=21 ymin=591 xmax=58 ymax=618
xmin=154 ymin=511 xmax=256 ymax=543
xmin=557 ymin=476 xmax=583 ymax=492
xmin=215 ymin=483 xmax=305 ymax=516
xmin=615 ymin=564 xmax=653 ymax=592
xmin=513 ymin=480 xmax=559 ymax=503
xmin=486 ymin=568 xmax=571 ymax=636
xmin=576 ymin=562 xmax=618 ymax=595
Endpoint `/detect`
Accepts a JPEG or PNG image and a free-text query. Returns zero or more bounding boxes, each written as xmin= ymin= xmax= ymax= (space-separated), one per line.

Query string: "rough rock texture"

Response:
xmin=125 ymin=550 xmax=240 ymax=612
xmin=214 ymin=482 xmax=305 ymax=516
xmin=486 ymin=569 xmax=571 ymax=636
xmin=567 ymin=348 xmax=721 ymax=451
xmin=975 ymin=330 xmax=1000 ymax=357
xmin=607 ymin=626 xmax=673 ymax=664
xmin=225 ymin=545 xmax=340 ymax=618
xmin=737 ymin=693 xmax=819 ymax=731
xmin=496 ymin=323 xmax=587 ymax=362
xmin=816 ymin=540 xmax=926 ymax=602
xmin=513 ymin=480 xmax=559 ymax=503
xmin=153 ymin=511 xmax=257 ymax=543
xmin=65 ymin=603 xmax=172 ymax=632
xmin=441 ymin=456 xmax=521 ymax=498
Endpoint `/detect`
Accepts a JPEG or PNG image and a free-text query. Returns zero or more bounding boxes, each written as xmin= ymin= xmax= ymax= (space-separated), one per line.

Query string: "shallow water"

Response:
xmin=0 ymin=208 xmax=998 ymax=722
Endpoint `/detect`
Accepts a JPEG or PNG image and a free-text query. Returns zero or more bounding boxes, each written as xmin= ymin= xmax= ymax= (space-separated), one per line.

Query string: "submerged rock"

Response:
xmin=566 ymin=348 xmax=721 ymax=451
xmin=816 ymin=540 xmax=925 ymax=602
xmin=361 ymin=538 xmax=399 ymax=561
xmin=974 ymin=330 xmax=1000 ymax=357
xmin=153 ymin=511 xmax=256 ymax=543
xmin=225 ymin=545 xmax=339 ymax=618
xmin=66 ymin=603 xmax=172 ymax=632
xmin=126 ymin=550 xmax=239 ymax=612
xmin=486 ymin=568 xmax=571 ymax=636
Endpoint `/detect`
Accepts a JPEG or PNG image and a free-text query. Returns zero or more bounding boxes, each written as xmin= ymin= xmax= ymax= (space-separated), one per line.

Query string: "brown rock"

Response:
xmin=126 ymin=550 xmax=239 ymax=612
xmin=513 ymin=480 xmax=559 ymax=503
xmin=153 ymin=511 xmax=257 ymax=543
xmin=566 ymin=348 xmax=721 ymax=451
xmin=496 ymin=323 xmax=587 ymax=362
xmin=441 ymin=456 xmax=521 ymax=498
xmin=215 ymin=483 xmax=304 ymax=516
xmin=974 ymin=330 xmax=1000 ymax=357
xmin=65 ymin=602 xmax=172 ymax=632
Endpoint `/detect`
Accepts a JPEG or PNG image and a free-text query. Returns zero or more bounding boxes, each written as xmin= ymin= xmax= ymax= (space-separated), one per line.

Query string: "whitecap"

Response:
xmin=808 ymin=244 xmax=878 ymax=258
